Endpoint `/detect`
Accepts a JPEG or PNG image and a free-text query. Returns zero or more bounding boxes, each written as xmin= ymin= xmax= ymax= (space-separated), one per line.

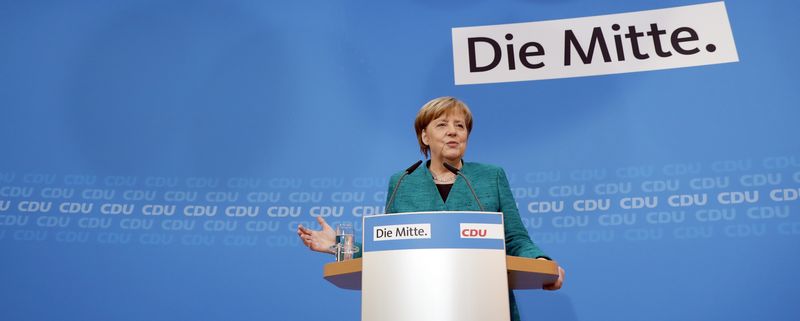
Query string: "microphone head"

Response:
xmin=405 ymin=160 xmax=423 ymax=174
xmin=443 ymin=162 xmax=460 ymax=175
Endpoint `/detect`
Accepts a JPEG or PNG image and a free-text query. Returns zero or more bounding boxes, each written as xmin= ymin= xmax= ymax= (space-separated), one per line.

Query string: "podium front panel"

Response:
xmin=361 ymin=211 xmax=510 ymax=321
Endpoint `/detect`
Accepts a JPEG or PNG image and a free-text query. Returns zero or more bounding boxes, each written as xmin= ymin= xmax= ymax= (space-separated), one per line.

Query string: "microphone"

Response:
xmin=385 ymin=160 xmax=423 ymax=213
xmin=443 ymin=162 xmax=486 ymax=212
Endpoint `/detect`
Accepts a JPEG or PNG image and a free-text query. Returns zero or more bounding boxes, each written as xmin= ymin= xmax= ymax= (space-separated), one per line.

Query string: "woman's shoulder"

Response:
xmin=387 ymin=170 xmax=404 ymax=186
xmin=387 ymin=164 xmax=424 ymax=185
xmin=463 ymin=161 xmax=504 ymax=174
xmin=389 ymin=169 xmax=406 ymax=179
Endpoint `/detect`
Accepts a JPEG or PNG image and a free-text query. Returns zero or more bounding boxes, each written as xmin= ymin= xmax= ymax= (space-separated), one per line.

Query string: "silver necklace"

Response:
xmin=432 ymin=173 xmax=456 ymax=183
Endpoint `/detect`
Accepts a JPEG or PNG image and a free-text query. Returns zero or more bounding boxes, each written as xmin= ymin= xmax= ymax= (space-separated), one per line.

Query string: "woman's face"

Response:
xmin=421 ymin=111 xmax=469 ymax=164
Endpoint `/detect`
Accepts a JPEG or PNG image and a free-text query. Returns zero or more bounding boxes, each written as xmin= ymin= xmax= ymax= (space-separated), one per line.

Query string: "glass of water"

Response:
xmin=333 ymin=223 xmax=357 ymax=262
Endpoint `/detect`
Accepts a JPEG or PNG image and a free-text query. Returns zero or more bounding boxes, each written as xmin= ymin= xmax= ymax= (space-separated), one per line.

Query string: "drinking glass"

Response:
xmin=333 ymin=223 xmax=356 ymax=261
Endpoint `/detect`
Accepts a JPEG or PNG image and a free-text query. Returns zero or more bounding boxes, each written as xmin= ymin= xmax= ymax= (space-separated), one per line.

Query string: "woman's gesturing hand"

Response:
xmin=297 ymin=216 xmax=336 ymax=254
xmin=544 ymin=266 xmax=565 ymax=291
xmin=537 ymin=258 xmax=565 ymax=291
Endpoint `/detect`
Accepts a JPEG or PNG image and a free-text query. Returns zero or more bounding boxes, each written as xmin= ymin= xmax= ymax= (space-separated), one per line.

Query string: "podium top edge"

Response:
xmin=324 ymin=258 xmax=363 ymax=277
xmin=363 ymin=211 xmax=503 ymax=218
xmin=323 ymin=256 xmax=559 ymax=277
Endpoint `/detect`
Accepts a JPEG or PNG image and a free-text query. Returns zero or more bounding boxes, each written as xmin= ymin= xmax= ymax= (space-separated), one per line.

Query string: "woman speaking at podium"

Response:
xmin=298 ymin=96 xmax=564 ymax=321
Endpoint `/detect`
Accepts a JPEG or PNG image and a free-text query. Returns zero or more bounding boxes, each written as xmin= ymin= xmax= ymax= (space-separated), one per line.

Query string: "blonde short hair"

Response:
xmin=414 ymin=97 xmax=473 ymax=158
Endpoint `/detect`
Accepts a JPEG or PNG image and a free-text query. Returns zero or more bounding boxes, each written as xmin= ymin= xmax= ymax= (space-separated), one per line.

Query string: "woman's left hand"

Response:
xmin=538 ymin=258 xmax=565 ymax=290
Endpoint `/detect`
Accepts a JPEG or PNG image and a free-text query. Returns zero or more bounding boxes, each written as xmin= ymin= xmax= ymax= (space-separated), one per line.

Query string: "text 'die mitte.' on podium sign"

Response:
xmin=361 ymin=211 xmax=510 ymax=321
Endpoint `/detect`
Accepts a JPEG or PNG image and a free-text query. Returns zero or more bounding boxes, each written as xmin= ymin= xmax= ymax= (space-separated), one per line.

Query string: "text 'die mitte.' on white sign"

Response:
xmin=451 ymin=1 xmax=738 ymax=85
xmin=373 ymin=224 xmax=432 ymax=241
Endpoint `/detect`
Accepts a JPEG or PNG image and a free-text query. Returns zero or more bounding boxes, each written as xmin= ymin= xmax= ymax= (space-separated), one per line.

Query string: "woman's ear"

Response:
xmin=421 ymin=128 xmax=429 ymax=146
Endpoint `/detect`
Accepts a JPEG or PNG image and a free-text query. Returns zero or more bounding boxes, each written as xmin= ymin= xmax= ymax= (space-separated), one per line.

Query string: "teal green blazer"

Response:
xmin=385 ymin=161 xmax=548 ymax=259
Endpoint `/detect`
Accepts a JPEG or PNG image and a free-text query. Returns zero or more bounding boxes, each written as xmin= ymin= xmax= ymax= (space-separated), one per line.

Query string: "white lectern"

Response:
xmin=322 ymin=211 xmax=559 ymax=321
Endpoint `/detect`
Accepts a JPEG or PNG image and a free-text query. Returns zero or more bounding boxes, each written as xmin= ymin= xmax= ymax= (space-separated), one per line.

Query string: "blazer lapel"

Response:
xmin=444 ymin=162 xmax=480 ymax=211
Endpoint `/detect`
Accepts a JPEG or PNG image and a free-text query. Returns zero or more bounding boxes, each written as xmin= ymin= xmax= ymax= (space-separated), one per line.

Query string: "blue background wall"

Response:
xmin=1 ymin=1 xmax=798 ymax=320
